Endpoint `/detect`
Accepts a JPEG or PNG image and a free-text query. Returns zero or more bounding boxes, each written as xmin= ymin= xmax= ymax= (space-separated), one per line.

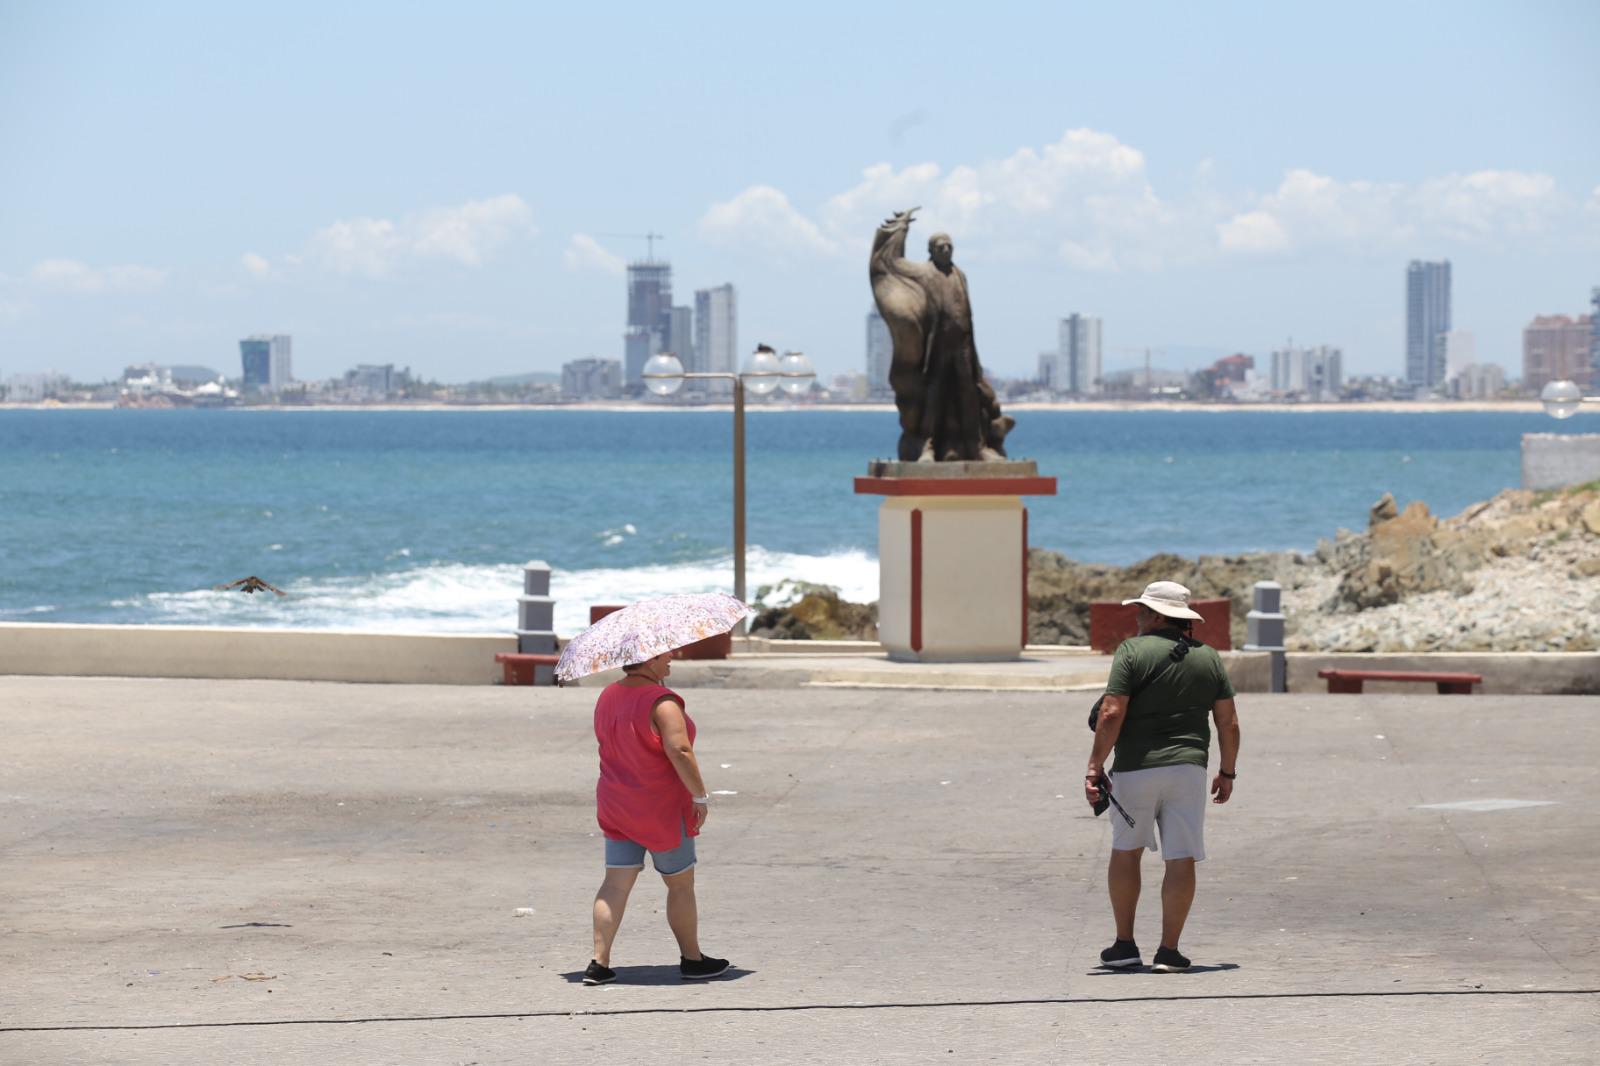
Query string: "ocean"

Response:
xmin=0 ymin=407 xmax=1587 ymax=635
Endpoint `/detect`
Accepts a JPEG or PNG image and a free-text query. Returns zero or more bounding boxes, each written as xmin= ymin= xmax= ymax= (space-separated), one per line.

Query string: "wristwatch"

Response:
xmin=691 ymin=794 xmax=710 ymax=804
xmin=1218 ymin=769 xmax=1237 ymax=779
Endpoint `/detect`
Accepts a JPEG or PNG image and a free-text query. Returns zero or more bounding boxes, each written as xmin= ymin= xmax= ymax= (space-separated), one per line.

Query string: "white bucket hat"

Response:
xmin=1122 ymin=580 xmax=1204 ymax=621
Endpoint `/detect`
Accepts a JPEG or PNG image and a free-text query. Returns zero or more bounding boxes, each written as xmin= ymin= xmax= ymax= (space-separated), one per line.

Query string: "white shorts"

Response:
xmin=1108 ymin=763 xmax=1207 ymax=861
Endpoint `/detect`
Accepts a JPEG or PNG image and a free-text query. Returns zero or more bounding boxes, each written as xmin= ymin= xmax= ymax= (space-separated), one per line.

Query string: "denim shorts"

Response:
xmin=604 ymin=822 xmax=696 ymax=876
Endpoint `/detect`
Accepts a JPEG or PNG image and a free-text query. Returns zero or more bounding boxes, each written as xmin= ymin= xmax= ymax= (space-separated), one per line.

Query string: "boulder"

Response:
xmin=750 ymin=582 xmax=877 ymax=641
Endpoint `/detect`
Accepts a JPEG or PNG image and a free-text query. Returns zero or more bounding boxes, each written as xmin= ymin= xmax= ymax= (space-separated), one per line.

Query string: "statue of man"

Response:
xmin=871 ymin=209 xmax=1011 ymax=462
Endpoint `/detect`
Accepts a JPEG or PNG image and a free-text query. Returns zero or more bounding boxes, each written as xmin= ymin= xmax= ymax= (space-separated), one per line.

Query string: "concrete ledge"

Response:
xmin=1288 ymin=652 xmax=1600 ymax=695
xmin=0 ymin=623 xmax=516 ymax=685
xmin=4 ymin=623 xmax=1594 ymax=693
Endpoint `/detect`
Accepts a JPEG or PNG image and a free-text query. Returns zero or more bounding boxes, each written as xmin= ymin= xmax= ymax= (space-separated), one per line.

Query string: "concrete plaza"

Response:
xmin=2 ymin=676 xmax=1596 ymax=1064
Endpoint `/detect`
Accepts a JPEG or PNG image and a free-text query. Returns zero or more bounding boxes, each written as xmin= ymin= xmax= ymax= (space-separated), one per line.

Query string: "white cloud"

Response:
xmin=563 ymin=233 xmax=625 ymax=275
xmin=1218 ymin=167 xmax=1559 ymax=254
xmin=698 ymin=185 xmax=838 ymax=257
xmin=307 ymin=194 xmax=535 ymax=277
xmin=702 ymin=129 xmax=1582 ymax=273
xmin=701 ymin=129 xmax=1186 ymax=271
xmin=409 ymin=194 xmax=535 ymax=266
xmin=28 ymin=259 xmax=168 ymax=292
xmin=240 ymin=252 xmax=272 ymax=279
xmin=1588 ymin=185 xmax=1600 ymax=215
xmin=1216 ymin=210 xmax=1291 ymax=253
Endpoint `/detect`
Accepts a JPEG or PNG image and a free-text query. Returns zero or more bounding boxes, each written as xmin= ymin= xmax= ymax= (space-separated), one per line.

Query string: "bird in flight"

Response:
xmin=213 ymin=576 xmax=286 ymax=596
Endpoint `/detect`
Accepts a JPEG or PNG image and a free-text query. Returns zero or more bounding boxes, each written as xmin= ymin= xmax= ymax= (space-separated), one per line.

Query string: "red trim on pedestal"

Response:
xmin=1021 ymin=506 xmax=1029 ymax=648
xmin=854 ymin=476 xmax=1057 ymax=497
xmin=910 ymin=508 xmax=923 ymax=653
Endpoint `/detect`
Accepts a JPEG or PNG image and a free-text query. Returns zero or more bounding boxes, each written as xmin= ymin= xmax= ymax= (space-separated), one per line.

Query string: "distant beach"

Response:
xmin=0 ymin=399 xmax=1559 ymax=415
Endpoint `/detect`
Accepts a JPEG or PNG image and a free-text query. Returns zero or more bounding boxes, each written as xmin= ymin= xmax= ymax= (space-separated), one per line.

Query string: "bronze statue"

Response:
xmin=870 ymin=208 xmax=1012 ymax=462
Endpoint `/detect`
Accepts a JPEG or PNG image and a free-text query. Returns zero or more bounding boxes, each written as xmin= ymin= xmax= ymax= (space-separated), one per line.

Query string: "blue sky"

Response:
xmin=2 ymin=1 xmax=1596 ymax=384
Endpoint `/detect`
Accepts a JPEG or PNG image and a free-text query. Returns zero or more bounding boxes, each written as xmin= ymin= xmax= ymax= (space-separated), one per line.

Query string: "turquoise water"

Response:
xmin=0 ymin=408 xmax=1585 ymax=633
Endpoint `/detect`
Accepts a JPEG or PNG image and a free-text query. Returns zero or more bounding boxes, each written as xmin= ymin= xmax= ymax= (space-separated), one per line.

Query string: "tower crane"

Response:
xmin=596 ymin=231 xmax=666 ymax=261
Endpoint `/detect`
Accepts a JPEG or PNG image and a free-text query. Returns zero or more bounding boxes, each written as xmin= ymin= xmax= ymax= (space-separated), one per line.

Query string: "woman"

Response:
xmin=584 ymin=647 xmax=729 ymax=985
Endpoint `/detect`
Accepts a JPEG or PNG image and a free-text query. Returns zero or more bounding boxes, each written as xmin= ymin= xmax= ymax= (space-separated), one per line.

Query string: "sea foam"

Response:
xmin=113 ymin=546 xmax=879 ymax=636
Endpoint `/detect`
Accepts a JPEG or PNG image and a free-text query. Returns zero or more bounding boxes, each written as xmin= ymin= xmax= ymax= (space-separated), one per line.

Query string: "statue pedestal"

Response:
xmin=855 ymin=461 xmax=1057 ymax=663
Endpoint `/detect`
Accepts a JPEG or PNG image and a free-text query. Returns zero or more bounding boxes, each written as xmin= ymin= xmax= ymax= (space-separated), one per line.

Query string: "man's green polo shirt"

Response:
xmin=1104 ymin=629 xmax=1235 ymax=773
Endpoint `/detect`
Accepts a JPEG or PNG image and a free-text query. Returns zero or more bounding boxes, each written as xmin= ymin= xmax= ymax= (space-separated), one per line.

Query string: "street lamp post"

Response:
xmin=643 ymin=346 xmax=816 ymax=612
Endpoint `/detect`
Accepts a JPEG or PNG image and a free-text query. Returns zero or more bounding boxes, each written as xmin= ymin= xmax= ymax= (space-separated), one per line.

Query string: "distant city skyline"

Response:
xmin=1 ymin=4 xmax=1595 ymax=384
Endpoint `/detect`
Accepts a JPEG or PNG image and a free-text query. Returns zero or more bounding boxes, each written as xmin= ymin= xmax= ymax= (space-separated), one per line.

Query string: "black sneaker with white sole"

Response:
xmin=582 ymin=960 xmax=616 ymax=985
xmin=1099 ymin=939 xmax=1142 ymax=968
xmin=1151 ymin=946 xmax=1191 ymax=973
xmin=679 ymin=954 xmax=730 ymax=980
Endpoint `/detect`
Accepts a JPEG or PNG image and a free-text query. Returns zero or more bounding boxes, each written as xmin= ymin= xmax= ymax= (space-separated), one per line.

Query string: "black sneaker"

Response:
xmin=1099 ymin=939 xmax=1142 ymax=968
xmin=1151 ymin=946 xmax=1191 ymax=973
xmin=679 ymin=954 xmax=730 ymax=980
xmin=582 ymin=960 xmax=616 ymax=985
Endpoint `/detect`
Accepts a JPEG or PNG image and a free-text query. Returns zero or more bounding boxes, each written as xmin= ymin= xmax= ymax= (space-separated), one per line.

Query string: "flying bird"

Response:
xmin=214 ymin=576 xmax=286 ymax=597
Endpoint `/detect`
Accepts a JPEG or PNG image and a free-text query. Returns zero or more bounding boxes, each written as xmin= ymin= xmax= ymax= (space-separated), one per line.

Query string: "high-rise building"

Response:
xmin=1591 ymin=286 xmax=1600 ymax=380
xmin=240 ymin=334 xmax=292 ymax=392
xmin=1406 ymin=260 xmax=1451 ymax=389
xmin=1450 ymin=363 xmax=1505 ymax=400
xmin=866 ymin=308 xmax=893 ymax=398
xmin=240 ymin=338 xmax=271 ymax=390
xmin=624 ymin=261 xmax=672 ymax=390
xmin=1270 ymin=344 xmax=1343 ymax=399
xmin=270 ymin=335 xmax=292 ymax=391
xmin=347 ymin=364 xmax=393 ymax=399
xmin=1440 ymin=330 xmax=1475 ymax=378
xmin=1523 ymin=314 xmax=1595 ymax=393
xmin=669 ymin=305 xmax=696 ymax=372
xmin=561 ymin=358 xmax=622 ymax=400
xmin=1057 ymin=313 xmax=1102 ymax=394
xmin=695 ymin=284 xmax=737 ymax=396
xmin=1037 ymin=351 xmax=1061 ymax=391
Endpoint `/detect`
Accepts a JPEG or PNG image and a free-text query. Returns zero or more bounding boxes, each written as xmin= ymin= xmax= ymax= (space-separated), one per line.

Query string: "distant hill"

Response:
xmin=168 ymin=364 xmax=222 ymax=385
xmin=480 ymin=371 xmax=560 ymax=386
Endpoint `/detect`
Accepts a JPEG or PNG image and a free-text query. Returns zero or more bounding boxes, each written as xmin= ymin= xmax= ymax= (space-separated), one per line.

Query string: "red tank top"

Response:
xmin=593 ymin=681 xmax=697 ymax=851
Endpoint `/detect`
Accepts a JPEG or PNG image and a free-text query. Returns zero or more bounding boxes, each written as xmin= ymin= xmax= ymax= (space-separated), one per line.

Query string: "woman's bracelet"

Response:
xmin=691 ymin=795 xmax=710 ymax=805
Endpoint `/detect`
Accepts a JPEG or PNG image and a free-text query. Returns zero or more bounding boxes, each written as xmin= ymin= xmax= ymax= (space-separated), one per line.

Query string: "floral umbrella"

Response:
xmin=555 ymin=592 xmax=751 ymax=682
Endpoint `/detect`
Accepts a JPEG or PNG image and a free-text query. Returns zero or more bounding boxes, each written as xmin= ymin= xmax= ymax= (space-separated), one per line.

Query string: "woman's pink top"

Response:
xmin=593 ymin=681 xmax=697 ymax=852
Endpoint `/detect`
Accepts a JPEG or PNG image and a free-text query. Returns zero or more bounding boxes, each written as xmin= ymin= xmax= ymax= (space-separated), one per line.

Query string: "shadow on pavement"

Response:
xmin=1086 ymin=963 xmax=1240 ymax=976
xmin=560 ymin=965 xmax=756 ymax=986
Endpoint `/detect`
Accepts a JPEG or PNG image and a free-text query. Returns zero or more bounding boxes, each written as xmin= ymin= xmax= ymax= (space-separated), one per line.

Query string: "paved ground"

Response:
xmin=2 ymin=676 xmax=1597 ymax=1064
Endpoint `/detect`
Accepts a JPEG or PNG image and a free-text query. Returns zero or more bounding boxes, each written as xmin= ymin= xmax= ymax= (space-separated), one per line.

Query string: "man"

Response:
xmin=1085 ymin=580 xmax=1240 ymax=973
xmin=918 ymin=232 xmax=997 ymax=463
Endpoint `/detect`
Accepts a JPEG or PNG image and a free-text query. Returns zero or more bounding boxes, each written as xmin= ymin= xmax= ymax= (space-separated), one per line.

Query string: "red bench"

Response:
xmin=1316 ymin=668 xmax=1482 ymax=695
xmin=495 ymin=652 xmax=561 ymax=686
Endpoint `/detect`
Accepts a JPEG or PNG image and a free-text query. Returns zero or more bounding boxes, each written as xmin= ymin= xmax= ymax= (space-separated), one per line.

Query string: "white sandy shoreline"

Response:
xmin=0 ymin=400 xmax=1563 ymax=415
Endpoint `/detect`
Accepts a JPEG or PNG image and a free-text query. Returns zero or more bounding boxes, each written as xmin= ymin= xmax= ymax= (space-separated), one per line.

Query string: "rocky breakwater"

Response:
xmin=1296 ymin=483 xmax=1600 ymax=652
xmin=749 ymin=580 xmax=878 ymax=641
xmin=1025 ymin=549 xmax=1311 ymax=647
xmin=754 ymin=483 xmax=1600 ymax=653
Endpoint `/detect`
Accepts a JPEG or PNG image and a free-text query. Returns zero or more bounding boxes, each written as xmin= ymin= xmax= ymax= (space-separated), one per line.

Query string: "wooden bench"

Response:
xmin=1316 ymin=668 xmax=1483 ymax=695
xmin=495 ymin=652 xmax=561 ymax=686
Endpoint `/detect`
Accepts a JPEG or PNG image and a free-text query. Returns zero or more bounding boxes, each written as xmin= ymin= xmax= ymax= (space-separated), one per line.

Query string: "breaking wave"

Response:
xmin=109 ymin=546 xmax=879 ymax=636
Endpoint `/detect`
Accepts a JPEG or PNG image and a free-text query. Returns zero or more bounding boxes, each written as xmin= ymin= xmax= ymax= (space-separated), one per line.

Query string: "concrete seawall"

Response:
xmin=0 ymin=623 xmax=515 ymax=685
xmin=1 ymin=623 xmax=1595 ymax=692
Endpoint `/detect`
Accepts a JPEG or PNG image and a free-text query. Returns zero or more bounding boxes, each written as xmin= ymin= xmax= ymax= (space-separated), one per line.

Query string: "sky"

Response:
xmin=2 ymin=1 xmax=1597 ymax=385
